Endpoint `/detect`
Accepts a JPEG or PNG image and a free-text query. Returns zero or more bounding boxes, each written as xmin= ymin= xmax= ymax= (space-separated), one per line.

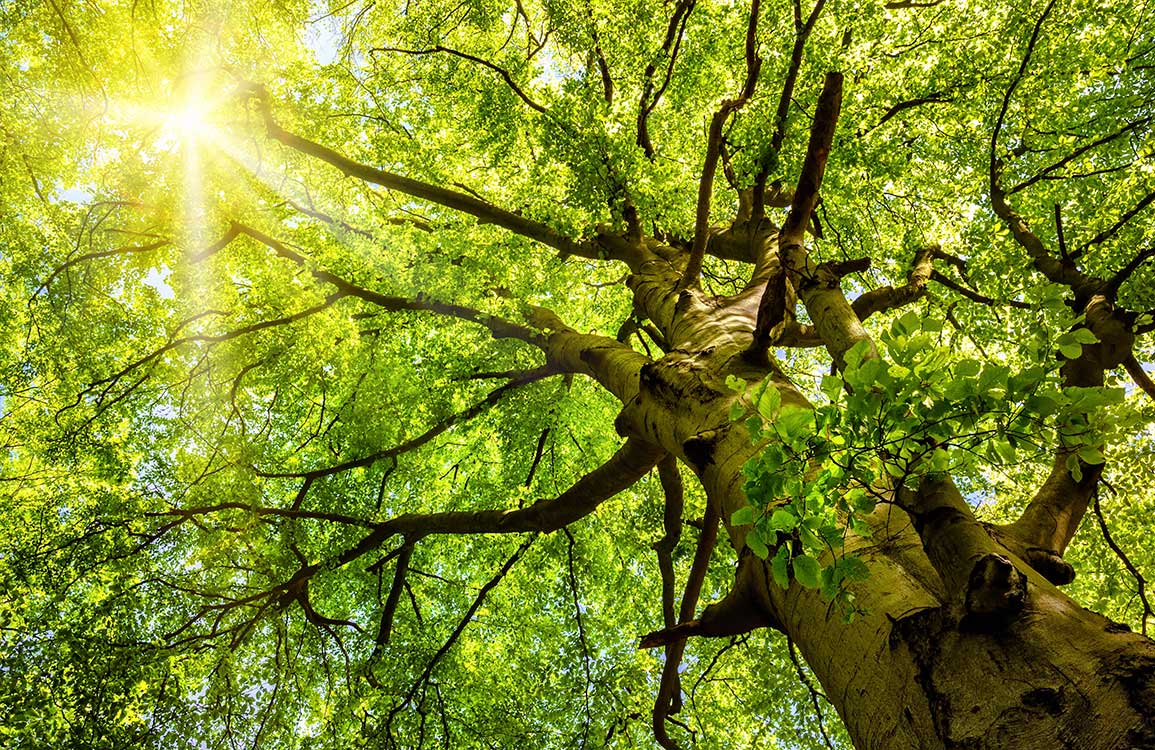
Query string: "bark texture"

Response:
xmin=589 ymin=234 xmax=1155 ymax=750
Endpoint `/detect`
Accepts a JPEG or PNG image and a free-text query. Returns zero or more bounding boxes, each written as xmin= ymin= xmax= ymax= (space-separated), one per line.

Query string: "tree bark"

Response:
xmin=599 ymin=239 xmax=1155 ymax=750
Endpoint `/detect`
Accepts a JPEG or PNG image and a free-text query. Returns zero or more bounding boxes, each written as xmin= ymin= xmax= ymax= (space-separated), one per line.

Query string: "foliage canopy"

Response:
xmin=1 ymin=0 xmax=1154 ymax=747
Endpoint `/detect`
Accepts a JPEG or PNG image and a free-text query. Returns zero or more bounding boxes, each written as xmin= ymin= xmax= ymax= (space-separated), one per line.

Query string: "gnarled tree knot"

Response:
xmin=964 ymin=553 xmax=1026 ymax=623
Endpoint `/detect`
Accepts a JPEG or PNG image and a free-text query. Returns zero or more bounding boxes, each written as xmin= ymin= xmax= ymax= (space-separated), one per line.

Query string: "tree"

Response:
xmin=2 ymin=0 xmax=1155 ymax=746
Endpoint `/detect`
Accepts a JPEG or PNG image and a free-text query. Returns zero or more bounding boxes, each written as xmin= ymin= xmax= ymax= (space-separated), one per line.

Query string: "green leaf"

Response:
xmin=844 ymin=340 xmax=872 ymax=371
xmin=1070 ymin=328 xmax=1099 ymax=344
xmin=839 ymin=555 xmax=870 ymax=582
xmin=1077 ymin=446 xmax=1106 ymax=465
xmin=1067 ymin=453 xmax=1084 ymax=482
xmin=730 ymin=505 xmax=755 ymax=526
xmin=821 ymin=374 xmax=843 ymax=401
xmin=849 ymin=516 xmax=874 ymax=538
xmin=768 ymin=508 xmax=798 ymax=532
xmin=792 ymin=555 xmax=821 ymax=589
xmin=777 ymin=406 xmax=814 ymax=442
xmin=746 ymin=529 xmax=769 ymax=559
xmin=993 ymin=439 xmax=1017 ymax=464
xmin=771 ymin=547 xmax=790 ymax=589
xmin=756 ymin=382 xmax=782 ymax=419
xmin=955 ymin=359 xmax=981 ymax=378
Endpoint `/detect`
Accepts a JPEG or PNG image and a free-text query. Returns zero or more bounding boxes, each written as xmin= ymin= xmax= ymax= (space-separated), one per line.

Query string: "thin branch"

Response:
xmin=787 ymin=637 xmax=835 ymax=750
xmin=372 ymin=46 xmax=547 ymax=114
xmin=147 ymin=502 xmax=375 ymax=528
xmin=988 ymin=0 xmax=1088 ymax=290
xmin=1007 ymin=117 xmax=1152 ymax=197
xmin=651 ymin=497 xmax=720 ymax=750
xmin=636 ymin=0 xmax=697 ymax=158
xmin=232 ymin=221 xmax=543 ymax=342
xmin=1105 ymin=247 xmax=1155 ymax=297
xmin=255 ymin=369 xmax=554 ymax=479
xmin=524 ymin=427 xmax=550 ymax=487
xmin=1091 ymin=489 xmax=1153 ymax=636
xmin=369 ymin=438 xmax=663 ymax=538
xmin=385 ymin=536 xmax=536 ymax=733
xmin=929 ymin=270 xmax=1032 ymax=309
xmin=280 ymin=198 xmax=376 ymax=238
xmin=37 ymin=240 xmax=170 ymax=296
xmin=1080 ymin=191 xmax=1155 ymax=257
xmin=589 ymin=17 xmax=614 ymax=104
xmin=564 ymin=529 xmax=594 ymax=748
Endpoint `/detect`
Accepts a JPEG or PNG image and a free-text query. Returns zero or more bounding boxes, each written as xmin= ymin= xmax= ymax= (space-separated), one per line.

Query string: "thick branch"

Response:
xmin=750 ymin=73 xmax=864 ymax=365
xmin=848 ymin=245 xmax=936 ymax=320
xmin=240 ymin=83 xmax=597 ymax=259
xmin=372 ymin=542 xmax=413 ymax=653
xmin=1124 ymin=353 xmax=1155 ymax=403
xmin=997 ymin=297 xmax=1129 ymax=581
xmin=651 ymin=497 xmax=720 ymax=750
xmin=751 ymin=0 xmax=828 ymax=219
xmin=377 ymin=438 xmax=663 ymax=538
xmin=680 ymin=0 xmax=763 ymax=288
xmin=988 ymin=0 xmax=1092 ymax=290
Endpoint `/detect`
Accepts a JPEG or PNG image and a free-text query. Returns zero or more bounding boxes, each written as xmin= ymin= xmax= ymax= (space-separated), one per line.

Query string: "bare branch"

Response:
xmin=1105 ymin=247 xmax=1155 ymax=297
xmin=1092 ymin=489 xmax=1153 ymax=636
xmin=374 ymin=438 xmax=663 ymax=537
xmin=988 ymin=0 xmax=1092 ymax=290
xmin=787 ymin=637 xmax=835 ymax=750
xmin=37 ymin=239 xmax=170 ymax=297
xmin=1123 ymin=353 xmax=1155 ymax=403
xmin=636 ymin=0 xmax=696 ymax=158
xmin=564 ymin=529 xmax=594 ymax=746
xmin=372 ymin=542 xmax=413 ymax=654
xmin=384 ymin=536 xmax=535 ymax=733
xmin=751 ymin=0 xmax=828 ymax=219
xmin=589 ymin=17 xmax=614 ymax=104
xmin=849 ymin=245 xmax=936 ymax=320
xmin=255 ymin=369 xmax=555 ymax=479
xmin=240 ymin=83 xmax=600 ymax=260
xmin=524 ymin=427 xmax=550 ymax=487
xmin=371 ymin=45 xmax=547 ymax=114
xmin=147 ymin=502 xmax=375 ymax=528
xmin=1007 ymin=117 xmax=1152 ymax=197
xmin=1080 ymin=192 xmax=1155 ymax=257
xmin=750 ymin=73 xmax=847 ymax=362
xmin=232 ymin=222 xmax=544 ymax=342
xmin=651 ymin=495 xmax=720 ymax=749
xmin=680 ymin=0 xmax=763 ymax=287
xmin=929 ymin=270 xmax=1032 ymax=310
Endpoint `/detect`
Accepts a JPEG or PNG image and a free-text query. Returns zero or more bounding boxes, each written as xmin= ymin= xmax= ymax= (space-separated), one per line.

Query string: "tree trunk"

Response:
xmin=586 ymin=244 xmax=1155 ymax=750
xmin=644 ymin=371 xmax=1155 ymax=749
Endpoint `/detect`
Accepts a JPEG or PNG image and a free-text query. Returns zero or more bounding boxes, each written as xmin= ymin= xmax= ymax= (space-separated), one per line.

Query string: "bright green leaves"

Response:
xmin=770 ymin=547 xmax=790 ymax=589
xmin=791 ymin=555 xmax=821 ymax=589
xmin=729 ymin=505 xmax=755 ymax=526
xmin=734 ymin=310 xmax=1129 ymax=622
xmin=1056 ymin=328 xmax=1099 ymax=360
